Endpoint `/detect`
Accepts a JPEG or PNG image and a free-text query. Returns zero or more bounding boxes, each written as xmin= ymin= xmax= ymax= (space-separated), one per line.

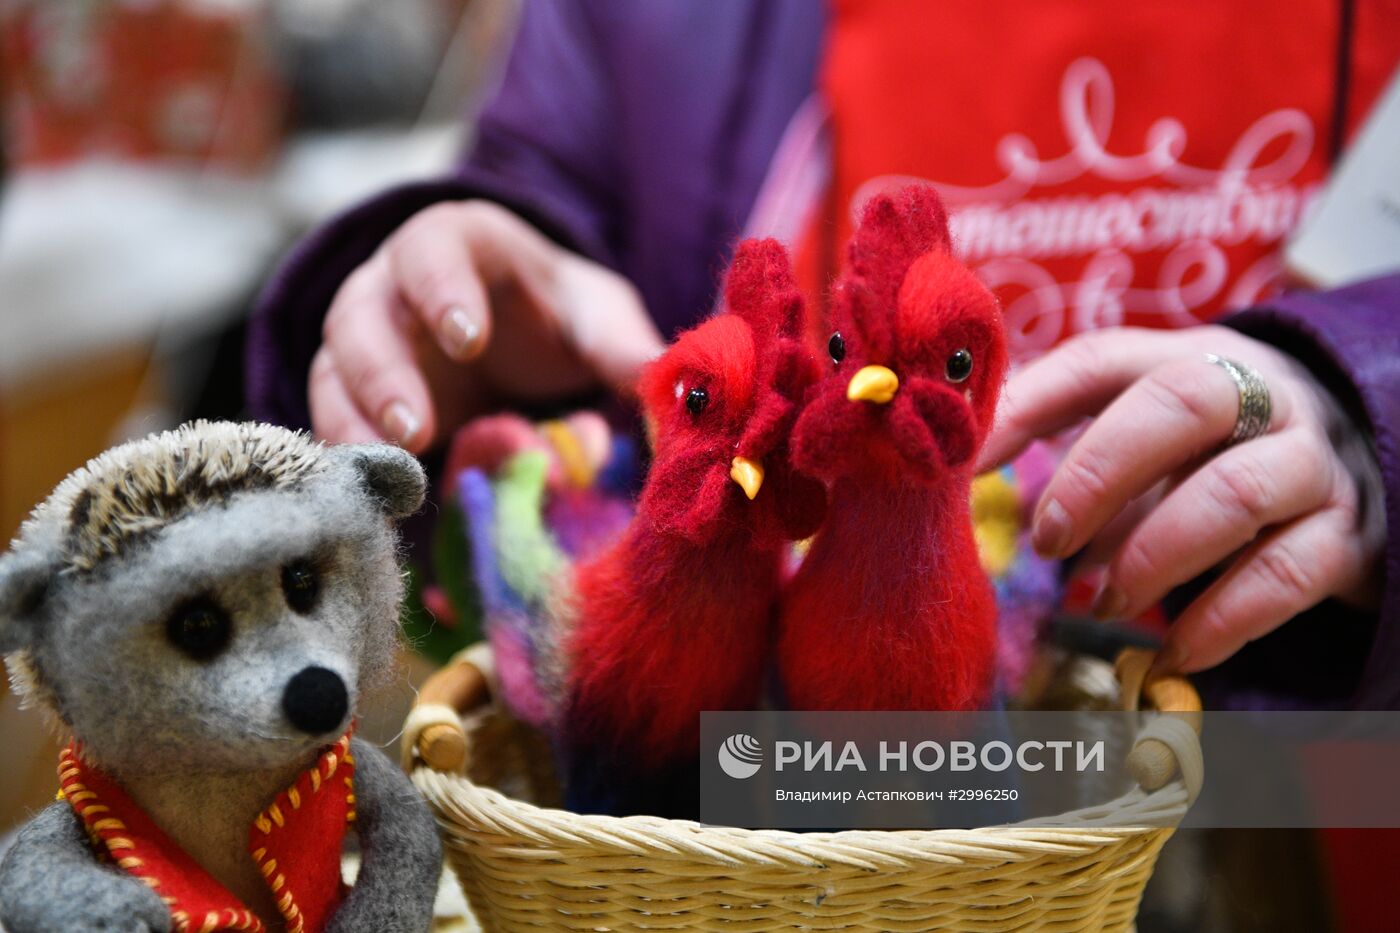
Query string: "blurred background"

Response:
xmin=0 ymin=0 xmax=518 ymax=861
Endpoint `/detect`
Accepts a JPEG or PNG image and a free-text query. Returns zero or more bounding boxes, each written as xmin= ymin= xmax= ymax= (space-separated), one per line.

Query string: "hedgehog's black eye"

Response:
xmin=166 ymin=598 xmax=232 ymax=662
xmin=945 ymin=348 xmax=973 ymax=383
xmin=685 ymin=386 xmax=710 ymax=416
xmin=281 ymin=560 xmax=320 ymax=614
xmin=828 ymin=332 xmax=846 ymax=364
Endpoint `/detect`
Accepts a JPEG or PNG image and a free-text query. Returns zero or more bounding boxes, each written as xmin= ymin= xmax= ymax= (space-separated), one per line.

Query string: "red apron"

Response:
xmin=804 ymin=0 xmax=1400 ymax=359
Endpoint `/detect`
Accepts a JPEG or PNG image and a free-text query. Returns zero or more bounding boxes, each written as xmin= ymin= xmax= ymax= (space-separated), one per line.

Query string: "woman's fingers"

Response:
xmin=1075 ymin=482 xmax=1165 ymax=566
xmin=978 ymin=328 xmax=1192 ymax=471
xmin=386 ymin=204 xmax=495 ymax=362
xmin=319 ymin=256 xmax=438 ymax=451
xmin=391 ymin=200 xmax=662 ymax=394
xmin=1095 ymin=428 xmax=1336 ymax=620
xmin=969 ymin=323 xmax=1382 ymax=678
xmin=307 ymin=349 xmax=383 ymax=445
xmin=1155 ymin=505 xmax=1366 ymax=674
xmin=552 ymin=253 xmax=665 ymax=393
xmin=316 ymin=199 xmax=661 ymax=454
xmin=1032 ymin=355 xmax=1290 ymax=558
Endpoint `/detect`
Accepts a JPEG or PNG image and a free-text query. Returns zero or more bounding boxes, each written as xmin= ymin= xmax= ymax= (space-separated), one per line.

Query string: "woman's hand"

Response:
xmin=310 ymin=200 xmax=665 ymax=452
xmin=979 ymin=325 xmax=1386 ymax=675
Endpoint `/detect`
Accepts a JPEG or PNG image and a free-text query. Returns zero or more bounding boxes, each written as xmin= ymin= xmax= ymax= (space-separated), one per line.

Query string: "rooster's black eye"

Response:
xmin=281 ymin=560 xmax=320 ymax=614
xmin=946 ymin=349 xmax=973 ymax=383
xmin=166 ymin=598 xmax=232 ymax=662
xmin=685 ymin=387 xmax=710 ymax=415
xmin=828 ymin=332 xmax=846 ymax=364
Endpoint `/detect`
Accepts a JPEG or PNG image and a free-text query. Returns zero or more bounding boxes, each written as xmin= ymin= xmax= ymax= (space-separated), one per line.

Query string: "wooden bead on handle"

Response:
xmin=1129 ymin=739 xmax=1177 ymax=792
xmin=421 ymin=722 xmax=469 ymax=773
xmin=408 ymin=657 xmax=492 ymax=773
xmin=1115 ymin=648 xmax=1203 ymax=792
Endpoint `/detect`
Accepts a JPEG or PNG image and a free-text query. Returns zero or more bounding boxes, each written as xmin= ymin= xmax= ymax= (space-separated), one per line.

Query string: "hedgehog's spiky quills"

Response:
xmin=1 ymin=419 xmax=427 ymax=768
xmin=3 ymin=421 xmax=330 ymax=724
xmin=22 ymin=421 xmax=327 ymax=573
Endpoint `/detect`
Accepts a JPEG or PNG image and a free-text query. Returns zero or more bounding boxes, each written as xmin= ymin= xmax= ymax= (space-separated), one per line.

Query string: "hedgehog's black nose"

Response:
xmin=282 ymin=666 xmax=348 ymax=735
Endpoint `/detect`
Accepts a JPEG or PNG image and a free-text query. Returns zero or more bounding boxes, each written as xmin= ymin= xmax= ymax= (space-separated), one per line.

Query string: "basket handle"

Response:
xmin=1115 ymin=647 xmax=1204 ymax=798
xmin=403 ymin=643 xmax=493 ymax=773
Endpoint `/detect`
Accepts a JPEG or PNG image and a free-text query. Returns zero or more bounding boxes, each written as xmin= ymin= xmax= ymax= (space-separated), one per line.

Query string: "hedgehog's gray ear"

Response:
xmin=0 ymin=549 xmax=57 ymax=653
xmin=347 ymin=445 xmax=427 ymax=519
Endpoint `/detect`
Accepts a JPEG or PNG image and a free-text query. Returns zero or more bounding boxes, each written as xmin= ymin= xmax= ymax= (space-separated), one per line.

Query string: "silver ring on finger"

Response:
xmin=1204 ymin=353 xmax=1272 ymax=444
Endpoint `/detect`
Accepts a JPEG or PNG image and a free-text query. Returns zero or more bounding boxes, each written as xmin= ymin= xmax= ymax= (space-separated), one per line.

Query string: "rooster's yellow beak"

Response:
xmin=730 ymin=456 xmax=765 ymax=500
xmin=847 ymin=365 xmax=900 ymax=404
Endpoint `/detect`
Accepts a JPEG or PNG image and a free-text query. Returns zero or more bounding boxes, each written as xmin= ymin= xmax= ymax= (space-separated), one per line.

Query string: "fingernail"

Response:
xmin=1032 ymin=498 xmax=1072 ymax=558
xmin=381 ymin=401 xmax=421 ymax=447
xmin=1092 ymin=583 xmax=1128 ymax=621
xmin=442 ymin=306 xmax=483 ymax=359
xmin=1151 ymin=641 xmax=1190 ymax=677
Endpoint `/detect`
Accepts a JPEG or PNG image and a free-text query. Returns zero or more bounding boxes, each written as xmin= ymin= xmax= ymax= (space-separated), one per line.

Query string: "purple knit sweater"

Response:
xmin=248 ymin=0 xmax=1400 ymax=708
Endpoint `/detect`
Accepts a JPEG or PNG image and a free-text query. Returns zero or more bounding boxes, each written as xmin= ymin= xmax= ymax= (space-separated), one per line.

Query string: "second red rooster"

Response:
xmin=778 ymin=186 xmax=1009 ymax=712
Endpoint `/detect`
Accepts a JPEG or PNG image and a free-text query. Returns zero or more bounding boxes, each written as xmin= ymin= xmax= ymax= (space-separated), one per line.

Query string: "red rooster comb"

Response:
xmin=840 ymin=187 xmax=953 ymax=356
xmin=848 ymin=187 xmax=953 ymax=285
xmin=723 ymin=238 xmax=805 ymax=345
xmin=724 ymin=239 xmax=818 ymax=455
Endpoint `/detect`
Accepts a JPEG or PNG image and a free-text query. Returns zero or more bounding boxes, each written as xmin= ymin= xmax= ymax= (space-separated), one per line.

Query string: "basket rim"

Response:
xmin=408 ymin=644 xmax=1201 ymax=868
xmin=412 ymin=762 xmax=1192 ymax=870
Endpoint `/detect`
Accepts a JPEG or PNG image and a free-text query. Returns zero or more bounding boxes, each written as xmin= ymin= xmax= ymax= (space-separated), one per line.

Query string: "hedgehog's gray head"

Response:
xmin=0 ymin=421 xmax=425 ymax=779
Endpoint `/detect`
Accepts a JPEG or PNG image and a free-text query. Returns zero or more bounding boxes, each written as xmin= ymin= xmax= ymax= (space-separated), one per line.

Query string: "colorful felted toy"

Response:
xmin=449 ymin=410 xmax=639 ymax=731
xmin=777 ymin=185 xmax=1011 ymax=712
xmin=0 ymin=422 xmax=441 ymax=933
xmin=975 ymin=455 xmax=1064 ymax=698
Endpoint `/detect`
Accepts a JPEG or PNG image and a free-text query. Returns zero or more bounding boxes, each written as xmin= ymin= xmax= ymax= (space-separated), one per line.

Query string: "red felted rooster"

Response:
xmin=562 ymin=238 xmax=825 ymax=816
xmin=777 ymin=186 xmax=1009 ymax=712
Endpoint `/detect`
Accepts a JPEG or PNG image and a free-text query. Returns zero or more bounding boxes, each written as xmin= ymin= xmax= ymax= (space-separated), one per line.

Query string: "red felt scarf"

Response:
xmin=59 ymin=734 xmax=356 ymax=933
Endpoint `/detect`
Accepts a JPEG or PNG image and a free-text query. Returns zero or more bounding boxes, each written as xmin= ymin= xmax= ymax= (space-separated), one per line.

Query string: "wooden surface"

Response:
xmin=1 ymin=348 xmax=152 ymax=542
xmin=0 ymin=349 xmax=152 ymax=835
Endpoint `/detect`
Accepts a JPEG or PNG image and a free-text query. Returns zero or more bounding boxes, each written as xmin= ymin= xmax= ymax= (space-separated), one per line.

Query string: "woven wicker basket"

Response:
xmin=404 ymin=645 xmax=1203 ymax=932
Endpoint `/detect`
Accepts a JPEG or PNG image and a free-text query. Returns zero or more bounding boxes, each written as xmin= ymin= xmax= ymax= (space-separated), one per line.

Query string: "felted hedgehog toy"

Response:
xmin=0 ymin=422 xmax=441 ymax=933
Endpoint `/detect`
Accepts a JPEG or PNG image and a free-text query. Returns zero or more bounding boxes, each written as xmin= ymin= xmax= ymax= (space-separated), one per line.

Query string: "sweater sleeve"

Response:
xmin=246 ymin=0 xmax=619 ymax=429
xmin=1218 ymin=273 xmax=1400 ymax=709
